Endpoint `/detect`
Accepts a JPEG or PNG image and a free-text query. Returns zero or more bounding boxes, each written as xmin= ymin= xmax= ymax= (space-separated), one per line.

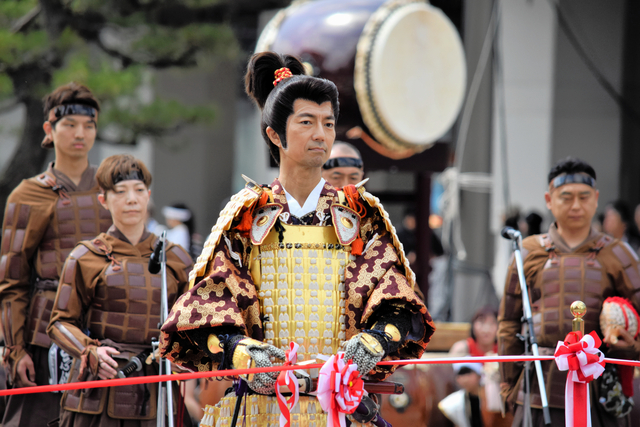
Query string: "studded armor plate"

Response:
xmin=250 ymin=223 xmax=355 ymax=374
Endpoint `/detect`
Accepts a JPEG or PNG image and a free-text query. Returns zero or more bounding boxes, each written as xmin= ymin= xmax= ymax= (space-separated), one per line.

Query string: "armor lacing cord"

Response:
xmin=343 ymin=185 xmax=365 ymax=255
xmin=543 ymin=236 xmax=559 ymax=265
xmin=92 ymin=240 xmax=122 ymax=271
xmin=40 ymin=174 xmax=72 ymax=206
xmin=587 ymin=240 xmax=605 ymax=266
xmin=274 ymin=220 xmax=285 ymax=243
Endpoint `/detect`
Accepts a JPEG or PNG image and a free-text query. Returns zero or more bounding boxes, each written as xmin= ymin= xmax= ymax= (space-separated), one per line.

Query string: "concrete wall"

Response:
xmin=153 ymin=62 xmax=237 ymax=238
xmin=491 ymin=0 xmax=557 ymax=294
xmin=551 ymin=0 xmax=625 ymax=207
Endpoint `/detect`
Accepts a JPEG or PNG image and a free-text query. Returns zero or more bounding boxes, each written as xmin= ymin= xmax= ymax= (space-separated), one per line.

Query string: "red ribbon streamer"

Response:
xmin=1 ymin=354 xmax=636 ymax=398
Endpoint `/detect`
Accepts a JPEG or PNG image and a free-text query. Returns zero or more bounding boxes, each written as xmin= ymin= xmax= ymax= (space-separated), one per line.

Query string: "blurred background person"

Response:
xmin=321 ymin=140 xmax=364 ymax=188
xmin=145 ymin=198 xmax=166 ymax=236
xmin=603 ymin=200 xmax=640 ymax=253
xmin=162 ymin=203 xmax=203 ymax=260
xmin=449 ymin=306 xmax=511 ymax=427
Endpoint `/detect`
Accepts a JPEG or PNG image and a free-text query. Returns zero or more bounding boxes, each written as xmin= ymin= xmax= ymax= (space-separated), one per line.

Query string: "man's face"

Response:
xmin=45 ymin=115 xmax=97 ymax=159
xmin=98 ymin=180 xmax=150 ymax=228
xmin=269 ymin=99 xmax=336 ymax=169
xmin=322 ymin=148 xmax=364 ymax=189
xmin=545 ymin=183 xmax=599 ymax=232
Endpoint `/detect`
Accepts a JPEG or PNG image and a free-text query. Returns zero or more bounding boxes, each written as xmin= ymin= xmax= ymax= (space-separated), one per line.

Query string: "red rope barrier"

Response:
xmin=1 ymin=355 xmax=638 ymax=397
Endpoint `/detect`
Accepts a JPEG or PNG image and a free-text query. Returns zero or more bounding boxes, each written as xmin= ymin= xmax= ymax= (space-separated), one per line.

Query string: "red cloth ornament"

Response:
xmin=554 ymin=331 xmax=606 ymax=427
xmin=317 ymin=352 xmax=365 ymax=427
xmin=275 ymin=342 xmax=300 ymax=427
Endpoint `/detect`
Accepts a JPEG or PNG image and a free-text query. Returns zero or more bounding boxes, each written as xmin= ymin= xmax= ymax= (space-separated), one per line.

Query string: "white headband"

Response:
xmin=162 ymin=206 xmax=192 ymax=222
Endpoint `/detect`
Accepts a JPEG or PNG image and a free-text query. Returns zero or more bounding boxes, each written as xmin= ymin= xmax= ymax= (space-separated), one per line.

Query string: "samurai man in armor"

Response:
xmin=160 ymin=51 xmax=434 ymax=426
xmin=0 ymin=82 xmax=112 ymax=427
xmin=47 ymin=154 xmax=193 ymax=427
xmin=498 ymin=157 xmax=640 ymax=426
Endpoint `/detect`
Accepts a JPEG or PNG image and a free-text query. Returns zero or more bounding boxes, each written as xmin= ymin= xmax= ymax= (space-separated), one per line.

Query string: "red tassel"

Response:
xmin=351 ymin=236 xmax=363 ymax=256
xmin=237 ymin=191 xmax=269 ymax=236
xmin=236 ymin=208 xmax=253 ymax=235
xmin=619 ymin=365 xmax=634 ymax=397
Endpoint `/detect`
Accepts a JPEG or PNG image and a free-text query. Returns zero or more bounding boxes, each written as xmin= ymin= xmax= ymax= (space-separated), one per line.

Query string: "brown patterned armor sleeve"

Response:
xmin=497 ymin=254 xmax=525 ymax=401
xmin=160 ymin=231 xmax=262 ymax=372
xmin=166 ymin=243 xmax=194 ymax=296
xmin=0 ymin=182 xmax=55 ymax=366
xmin=606 ymin=241 xmax=640 ymax=359
xmin=346 ymin=209 xmax=434 ymax=381
xmin=47 ymin=244 xmax=99 ymax=359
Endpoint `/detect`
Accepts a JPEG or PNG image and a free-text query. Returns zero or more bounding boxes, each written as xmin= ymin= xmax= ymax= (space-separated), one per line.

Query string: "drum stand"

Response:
xmin=507 ymin=231 xmax=551 ymax=426
xmin=153 ymin=231 xmax=175 ymax=427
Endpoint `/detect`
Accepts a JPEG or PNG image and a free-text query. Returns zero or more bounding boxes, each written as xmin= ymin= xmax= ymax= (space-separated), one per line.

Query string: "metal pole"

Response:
xmin=512 ymin=236 xmax=551 ymax=425
xmin=159 ymin=231 xmax=174 ymax=427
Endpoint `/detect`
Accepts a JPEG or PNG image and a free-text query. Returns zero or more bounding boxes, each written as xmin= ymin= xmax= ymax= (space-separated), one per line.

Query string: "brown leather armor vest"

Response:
xmin=522 ymin=233 xmax=614 ymax=408
xmin=28 ymin=189 xmax=111 ymax=348
xmin=89 ymin=256 xmax=178 ymax=346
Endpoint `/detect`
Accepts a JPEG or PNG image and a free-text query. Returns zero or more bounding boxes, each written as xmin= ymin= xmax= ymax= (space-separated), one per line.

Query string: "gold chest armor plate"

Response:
xmin=250 ymin=223 xmax=355 ymax=369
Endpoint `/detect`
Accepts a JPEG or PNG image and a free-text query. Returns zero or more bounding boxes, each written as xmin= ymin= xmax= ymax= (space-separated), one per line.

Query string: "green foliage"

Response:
xmin=132 ymin=23 xmax=237 ymax=61
xmin=0 ymin=0 xmax=38 ymax=26
xmin=0 ymin=0 xmax=236 ymax=146
xmin=101 ymin=98 xmax=216 ymax=144
xmin=0 ymin=74 xmax=13 ymax=99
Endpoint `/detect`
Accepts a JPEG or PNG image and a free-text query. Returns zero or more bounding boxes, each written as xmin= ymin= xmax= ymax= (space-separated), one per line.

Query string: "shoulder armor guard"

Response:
xmin=250 ymin=203 xmax=283 ymax=245
xmin=79 ymin=236 xmax=113 ymax=258
xmin=69 ymin=244 xmax=91 ymax=260
xmin=360 ymin=191 xmax=416 ymax=289
xmin=331 ymin=204 xmax=360 ymax=245
xmin=32 ymin=171 xmax=57 ymax=190
xmin=190 ymin=182 xmax=263 ymax=286
xmin=611 ymin=240 xmax=640 ymax=268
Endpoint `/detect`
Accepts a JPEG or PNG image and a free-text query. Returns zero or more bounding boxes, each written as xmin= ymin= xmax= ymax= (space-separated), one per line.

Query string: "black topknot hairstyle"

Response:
xmin=547 ymin=156 xmax=596 ymax=184
xmin=245 ymin=51 xmax=340 ymax=164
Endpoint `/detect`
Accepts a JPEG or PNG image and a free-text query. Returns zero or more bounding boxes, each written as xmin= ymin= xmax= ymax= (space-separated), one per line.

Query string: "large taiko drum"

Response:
xmin=257 ymin=0 xmax=466 ymax=155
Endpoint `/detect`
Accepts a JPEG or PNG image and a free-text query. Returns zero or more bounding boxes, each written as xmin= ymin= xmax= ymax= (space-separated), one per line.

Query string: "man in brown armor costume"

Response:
xmin=160 ymin=52 xmax=434 ymax=426
xmin=498 ymin=157 xmax=640 ymax=427
xmin=47 ymin=154 xmax=193 ymax=426
xmin=0 ymin=82 xmax=111 ymax=426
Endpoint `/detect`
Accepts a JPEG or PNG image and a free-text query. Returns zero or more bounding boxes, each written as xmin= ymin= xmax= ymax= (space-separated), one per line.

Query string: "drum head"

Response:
xmin=355 ymin=1 xmax=466 ymax=151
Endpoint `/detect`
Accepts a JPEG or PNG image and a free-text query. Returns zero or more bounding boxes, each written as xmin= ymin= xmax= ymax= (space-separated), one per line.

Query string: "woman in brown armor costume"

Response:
xmin=160 ymin=52 xmax=434 ymax=426
xmin=47 ymin=154 xmax=193 ymax=427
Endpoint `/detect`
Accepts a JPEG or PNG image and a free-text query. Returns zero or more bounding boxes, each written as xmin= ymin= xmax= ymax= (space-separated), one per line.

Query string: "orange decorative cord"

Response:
xmin=273 ymin=67 xmax=293 ymax=86
xmin=237 ymin=191 xmax=270 ymax=236
xmin=343 ymin=185 xmax=366 ymax=218
xmin=343 ymin=185 xmax=366 ymax=255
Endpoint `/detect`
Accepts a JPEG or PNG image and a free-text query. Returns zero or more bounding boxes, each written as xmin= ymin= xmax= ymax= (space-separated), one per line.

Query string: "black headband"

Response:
xmin=113 ymin=170 xmax=145 ymax=185
xmin=51 ymin=104 xmax=97 ymax=123
xmin=551 ymin=173 xmax=596 ymax=189
xmin=322 ymin=157 xmax=363 ymax=170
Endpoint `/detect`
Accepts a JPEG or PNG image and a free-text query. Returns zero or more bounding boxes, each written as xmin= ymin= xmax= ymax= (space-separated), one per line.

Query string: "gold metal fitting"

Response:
xmin=207 ymin=334 xmax=224 ymax=355
xmin=570 ymin=300 xmax=587 ymax=334
xmin=360 ymin=333 xmax=384 ymax=357
xmin=231 ymin=338 xmax=264 ymax=382
xmin=383 ymin=324 xmax=402 ymax=342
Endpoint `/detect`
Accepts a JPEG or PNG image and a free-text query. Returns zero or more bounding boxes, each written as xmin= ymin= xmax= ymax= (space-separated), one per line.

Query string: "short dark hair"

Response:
xmin=245 ymin=52 xmax=340 ymax=165
xmin=42 ymin=82 xmax=101 ymax=118
xmin=547 ymin=157 xmax=596 ymax=183
xmin=96 ymin=154 xmax=152 ymax=196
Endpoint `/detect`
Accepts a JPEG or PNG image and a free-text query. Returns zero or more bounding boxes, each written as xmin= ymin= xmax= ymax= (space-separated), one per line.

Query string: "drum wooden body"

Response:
xmin=257 ymin=0 xmax=466 ymax=155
